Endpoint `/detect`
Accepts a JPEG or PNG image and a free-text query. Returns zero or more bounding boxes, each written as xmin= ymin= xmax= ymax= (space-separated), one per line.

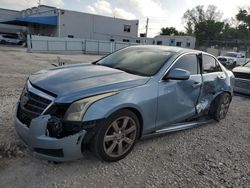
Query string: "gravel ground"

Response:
xmin=0 ymin=45 xmax=249 ymax=188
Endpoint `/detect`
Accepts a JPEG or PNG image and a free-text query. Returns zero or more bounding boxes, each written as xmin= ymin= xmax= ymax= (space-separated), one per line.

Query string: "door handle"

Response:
xmin=218 ymin=75 xmax=225 ymax=79
xmin=192 ymin=82 xmax=201 ymax=88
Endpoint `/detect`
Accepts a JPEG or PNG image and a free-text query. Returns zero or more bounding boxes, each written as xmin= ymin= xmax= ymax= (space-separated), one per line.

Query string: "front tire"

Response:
xmin=91 ymin=109 xmax=139 ymax=162
xmin=209 ymin=93 xmax=231 ymax=121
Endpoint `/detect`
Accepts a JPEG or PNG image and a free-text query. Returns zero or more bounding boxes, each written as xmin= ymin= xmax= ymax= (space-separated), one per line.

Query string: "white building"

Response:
xmin=0 ymin=5 xmax=196 ymax=49
xmin=0 ymin=5 xmax=139 ymax=42
xmin=136 ymin=35 xmax=196 ymax=49
xmin=153 ymin=35 xmax=196 ymax=49
xmin=0 ymin=8 xmax=26 ymax=34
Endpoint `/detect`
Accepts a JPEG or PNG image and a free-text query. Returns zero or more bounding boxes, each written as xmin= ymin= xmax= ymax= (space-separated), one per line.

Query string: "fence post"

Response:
xmin=114 ymin=42 xmax=116 ymax=52
xmin=65 ymin=40 xmax=67 ymax=51
xmin=84 ymin=40 xmax=87 ymax=54
xmin=97 ymin=40 xmax=100 ymax=54
xmin=47 ymin=40 xmax=49 ymax=51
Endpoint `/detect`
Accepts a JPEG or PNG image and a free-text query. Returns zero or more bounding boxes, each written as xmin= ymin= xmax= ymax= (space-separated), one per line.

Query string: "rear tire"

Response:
xmin=0 ymin=40 xmax=6 ymax=44
xmin=91 ymin=109 xmax=140 ymax=162
xmin=209 ymin=93 xmax=231 ymax=121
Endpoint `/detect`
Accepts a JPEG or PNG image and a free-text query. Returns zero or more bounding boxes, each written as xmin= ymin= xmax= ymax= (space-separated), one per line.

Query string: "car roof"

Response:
xmin=128 ymin=45 xmax=202 ymax=54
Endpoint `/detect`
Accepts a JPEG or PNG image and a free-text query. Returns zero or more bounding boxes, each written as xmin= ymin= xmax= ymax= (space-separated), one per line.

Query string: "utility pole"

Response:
xmin=38 ymin=0 xmax=41 ymax=6
xmin=145 ymin=17 xmax=149 ymax=37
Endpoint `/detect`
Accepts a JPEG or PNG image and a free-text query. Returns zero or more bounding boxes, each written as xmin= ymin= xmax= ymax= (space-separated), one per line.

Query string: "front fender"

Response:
xmin=82 ymin=82 xmax=158 ymax=134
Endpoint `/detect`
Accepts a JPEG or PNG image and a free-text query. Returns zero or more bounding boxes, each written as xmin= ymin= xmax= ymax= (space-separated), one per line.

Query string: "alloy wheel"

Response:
xmin=103 ymin=116 xmax=137 ymax=158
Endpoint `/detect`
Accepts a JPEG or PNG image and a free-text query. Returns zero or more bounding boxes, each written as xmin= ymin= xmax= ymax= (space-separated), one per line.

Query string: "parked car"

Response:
xmin=0 ymin=34 xmax=23 ymax=45
xmin=15 ymin=46 xmax=234 ymax=162
xmin=232 ymin=61 xmax=250 ymax=95
xmin=217 ymin=52 xmax=249 ymax=68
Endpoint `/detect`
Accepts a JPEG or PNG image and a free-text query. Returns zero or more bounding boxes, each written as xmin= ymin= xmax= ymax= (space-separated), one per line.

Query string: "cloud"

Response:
xmin=184 ymin=0 xmax=249 ymax=19
xmin=0 ymin=0 xmax=64 ymax=9
xmin=113 ymin=8 xmax=136 ymax=20
xmin=87 ymin=0 xmax=136 ymax=20
xmin=114 ymin=0 xmax=169 ymax=37
xmin=128 ymin=0 xmax=168 ymax=18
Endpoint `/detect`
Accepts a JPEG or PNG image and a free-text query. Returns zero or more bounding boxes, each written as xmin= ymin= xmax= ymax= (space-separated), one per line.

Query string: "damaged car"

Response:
xmin=15 ymin=46 xmax=234 ymax=162
xmin=232 ymin=61 xmax=250 ymax=95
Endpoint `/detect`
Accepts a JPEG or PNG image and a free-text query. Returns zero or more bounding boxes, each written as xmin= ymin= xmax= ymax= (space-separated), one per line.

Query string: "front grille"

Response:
xmin=17 ymin=88 xmax=52 ymax=127
xmin=233 ymin=72 xmax=250 ymax=80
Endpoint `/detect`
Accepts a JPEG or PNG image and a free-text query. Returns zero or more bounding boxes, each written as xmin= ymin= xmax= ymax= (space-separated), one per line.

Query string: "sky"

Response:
xmin=0 ymin=0 xmax=249 ymax=37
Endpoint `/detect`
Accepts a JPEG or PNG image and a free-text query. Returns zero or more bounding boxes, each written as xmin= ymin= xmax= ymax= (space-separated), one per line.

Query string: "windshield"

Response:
xmin=244 ymin=61 xmax=250 ymax=68
xmin=96 ymin=47 xmax=174 ymax=76
xmin=224 ymin=52 xmax=237 ymax=57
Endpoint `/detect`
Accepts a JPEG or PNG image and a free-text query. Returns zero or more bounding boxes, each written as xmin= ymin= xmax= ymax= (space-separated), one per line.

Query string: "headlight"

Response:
xmin=64 ymin=92 xmax=117 ymax=121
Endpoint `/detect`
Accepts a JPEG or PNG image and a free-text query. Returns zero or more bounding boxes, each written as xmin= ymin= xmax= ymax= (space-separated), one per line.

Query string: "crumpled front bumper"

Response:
xmin=15 ymin=113 xmax=86 ymax=162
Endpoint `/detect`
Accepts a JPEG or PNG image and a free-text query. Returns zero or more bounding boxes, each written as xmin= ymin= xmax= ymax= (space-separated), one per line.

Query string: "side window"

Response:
xmin=203 ymin=55 xmax=222 ymax=73
xmin=171 ymin=54 xmax=200 ymax=75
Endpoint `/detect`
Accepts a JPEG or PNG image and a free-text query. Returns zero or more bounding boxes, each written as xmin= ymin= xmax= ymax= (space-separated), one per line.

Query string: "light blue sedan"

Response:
xmin=15 ymin=46 xmax=234 ymax=162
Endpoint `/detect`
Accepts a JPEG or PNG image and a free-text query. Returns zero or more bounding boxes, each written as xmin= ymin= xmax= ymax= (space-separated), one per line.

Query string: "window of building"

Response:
xmin=68 ymin=35 xmax=74 ymax=38
xmin=171 ymin=54 xmax=200 ymax=75
xmin=124 ymin=25 xmax=131 ymax=32
xmin=203 ymin=55 xmax=222 ymax=73
xmin=186 ymin=42 xmax=191 ymax=47
xmin=170 ymin=39 xmax=175 ymax=46
xmin=140 ymin=33 xmax=146 ymax=37
xmin=157 ymin=41 xmax=162 ymax=45
xmin=136 ymin=40 xmax=140 ymax=43
xmin=176 ymin=42 xmax=182 ymax=46
xmin=110 ymin=39 xmax=115 ymax=42
xmin=123 ymin=39 xmax=130 ymax=42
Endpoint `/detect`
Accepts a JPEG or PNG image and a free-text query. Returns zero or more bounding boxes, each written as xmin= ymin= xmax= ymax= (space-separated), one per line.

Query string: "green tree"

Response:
xmin=184 ymin=21 xmax=193 ymax=35
xmin=160 ymin=27 xmax=179 ymax=35
xmin=235 ymin=8 xmax=250 ymax=48
xmin=194 ymin=20 xmax=224 ymax=45
xmin=236 ymin=9 xmax=250 ymax=29
xmin=221 ymin=23 xmax=239 ymax=40
xmin=183 ymin=5 xmax=222 ymax=35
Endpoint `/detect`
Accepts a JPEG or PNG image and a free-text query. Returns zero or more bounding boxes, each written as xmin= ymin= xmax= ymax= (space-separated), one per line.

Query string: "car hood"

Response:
xmin=232 ymin=66 xmax=250 ymax=74
xmin=29 ymin=63 xmax=150 ymax=103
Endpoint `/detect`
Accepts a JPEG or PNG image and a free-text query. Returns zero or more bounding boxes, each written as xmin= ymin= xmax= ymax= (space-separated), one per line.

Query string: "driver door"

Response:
xmin=156 ymin=54 xmax=202 ymax=129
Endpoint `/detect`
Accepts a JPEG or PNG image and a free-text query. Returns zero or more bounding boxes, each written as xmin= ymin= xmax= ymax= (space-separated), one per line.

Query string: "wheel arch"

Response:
xmin=213 ymin=90 xmax=232 ymax=103
xmin=121 ymin=107 xmax=144 ymax=139
xmin=104 ymin=106 xmax=144 ymax=139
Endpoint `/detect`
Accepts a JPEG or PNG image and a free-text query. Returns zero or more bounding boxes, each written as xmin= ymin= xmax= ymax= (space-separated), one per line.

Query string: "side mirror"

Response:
xmin=163 ymin=68 xmax=190 ymax=80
